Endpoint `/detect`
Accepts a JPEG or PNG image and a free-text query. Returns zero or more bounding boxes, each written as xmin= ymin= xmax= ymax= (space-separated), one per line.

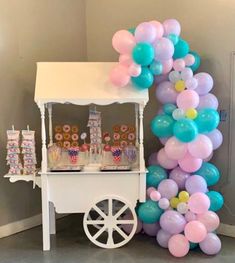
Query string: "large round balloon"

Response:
xmin=188 ymin=134 xmax=213 ymax=159
xmin=154 ymin=37 xmax=174 ymax=61
xmin=155 ymin=81 xmax=178 ymax=104
xmin=199 ymin=233 xmax=221 ymax=255
xmin=178 ymin=153 xmax=202 ymax=173
xmin=176 ymin=90 xmax=200 ymax=110
xmin=206 ymin=191 xmax=224 ymax=212
xmin=163 ymin=19 xmax=181 ymax=36
xmin=184 ymin=220 xmax=207 ymax=243
xmin=188 ymin=192 xmax=210 ymax=214
xmin=151 ymin=114 xmax=175 ymax=138
xmin=195 ymin=162 xmax=220 ymax=186
xmin=132 ymin=42 xmax=154 ymax=66
xmin=165 ymin=136 xmax=188 ymax=160
xmin=157 ymin=148 xmax=178 ymax=169
xmin=185 ymin=175 xmax=208 ymax=194
xmin=156 ymin=229 xmax=172 ymax=248
xmin=160 ymin=210 xmax=186 ymax=234
xmin=173 ymin=38 xmax=189 ymax=59
xmin=198 ymin=93 xmax=218 ymax=110
xmin=173 ymin=118 xmax=198 ymax=143
xmin=189 ymin=51 xmax=201 ymax=72
xmin=134 ymin=22 xmax=156 ymax=43
xmin=169 ymin=167 xmax=190 ymax=190
xmin=158 ymin=179 xmax=179 ymax=200
xmin=168 ymin=234 xmax=189 ymax=258
xmin=112 ymin=30 xmax=136 ymax=54
xmin=131 ymin=67 xmax=154 ymax=89
xmin=206 ymin=129 xmax=223 ymax=150
xmin=195 ymin=108 xmax=220 ymax=133
xmin=197 ymin=211 xmax=220 ymax=232
xmin=138 ymin=200 xmax=163 ymax=223
xmin=143 ymin=222 xmax=160 ymax=236
xmin=146 ymin=165 xmax=167 ymax=188
xmin=194 ymin=73 xmax=213 ymax=95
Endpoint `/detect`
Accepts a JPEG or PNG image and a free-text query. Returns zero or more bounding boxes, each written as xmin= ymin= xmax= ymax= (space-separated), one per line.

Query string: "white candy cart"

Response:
xmin=6 ymin=62 xmax=149 ymax=250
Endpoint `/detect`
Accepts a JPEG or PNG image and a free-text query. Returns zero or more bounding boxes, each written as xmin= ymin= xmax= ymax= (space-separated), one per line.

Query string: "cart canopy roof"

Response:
xmin=34 ymin=62 xmax=149 ymax=106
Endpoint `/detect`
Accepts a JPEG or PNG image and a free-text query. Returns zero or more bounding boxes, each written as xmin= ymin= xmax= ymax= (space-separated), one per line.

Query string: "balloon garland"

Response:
xmin=110 ymin=19 xmax=223 ymax=257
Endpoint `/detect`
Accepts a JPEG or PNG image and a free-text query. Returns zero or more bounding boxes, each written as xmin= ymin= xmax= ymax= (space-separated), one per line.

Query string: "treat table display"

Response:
xmin=5 ymin=62 xmax=149 ymax=250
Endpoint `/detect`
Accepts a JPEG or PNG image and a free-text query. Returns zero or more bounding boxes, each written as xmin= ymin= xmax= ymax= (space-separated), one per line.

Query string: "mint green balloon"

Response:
xmin=195 ymin=162 xmax=220 ymax=186
xmin=195 ymin=108 xmax=220 ymax=133
xmin=151 ymin=114 xmax=175 ymax=138
xmin=173 ymin=38 xmax=189 ymax=59
xmin=163 ymin=103 xmax=177 ymax=115
xmin=128 ymin=27 xmax=135 ymax=35
xmin=167 ymin=33 xmax=179 ymax=45
xmin=173 ymin=118 xmax=198 ymax=142
xmin=138 ymin=200 xmax=163 ymax=223
xmin=189 ymin=51 xmax=201 ymax=72
xmin=150 ymin=61 xmax=163 ymax=75
xmin=132 ymin=42 xmax=154 ymax=66
xmin=131 ymin=67 xmax=154 ymax=89
xmin=206 ymin=191 xmax=224 ymax=212
xmin=190 ymin=242 xmax=199 ymax=250
xmin=147 ymin=165 xmax=167 ymax=188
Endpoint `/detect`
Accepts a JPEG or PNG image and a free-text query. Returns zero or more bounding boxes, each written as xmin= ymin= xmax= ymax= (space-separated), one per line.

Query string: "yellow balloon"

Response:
xmin=175 ymin=80 xmax=186 ymax=92
xmin=170 ymin=197 xmax=180 ymax=208
xmin=179 ymin=191 xmax=190 ymax=202
xmin=186 ymin=108 xmax=198 ymax=119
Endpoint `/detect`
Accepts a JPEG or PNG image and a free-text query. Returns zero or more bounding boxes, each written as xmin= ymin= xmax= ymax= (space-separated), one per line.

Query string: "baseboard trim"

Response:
xmin=217 ymin=223 xmax=235 ymax=238
xmin=0 ymin=213 xmax=66 ymax=239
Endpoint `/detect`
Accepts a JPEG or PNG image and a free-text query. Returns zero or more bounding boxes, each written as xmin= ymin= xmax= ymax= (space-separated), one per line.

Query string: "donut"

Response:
xmin=55 ymin=133 xmax=63 ymax=141
xmin=120 ymin=140 xmax=128 ymax=148
xmin=121 ymin=133 xmax=128 ymax=140
xmin=128 ymin=132 xmax=135 ymax=141
xmin=120 ymin=125 xmax=128 ymax=133
xmin=57 ymin=142 xmax=63 ymax=148
xmin=71 ymin=141 xmax=79 ymax=147
xmin=113 ymin=125 xmax=120 ymax=132
xmin=63 ymin=133 xmax=71 ymax=140
xmin=63 ymin=124 xmax=71 ymax=133
xmin=71 ymin=125 xmax=79 ymax=133
xmin=128 ymin=125 xmax=135 ymax=133
xmin=113 ymin=132 xmax=120 ymax=141
xmin=55 ymin=125 xmax=62 ymax=133
xmin=71 ymin=133 xmax=79 ymax=141
xmin=63 ymin=141 xmax=71 ymax=149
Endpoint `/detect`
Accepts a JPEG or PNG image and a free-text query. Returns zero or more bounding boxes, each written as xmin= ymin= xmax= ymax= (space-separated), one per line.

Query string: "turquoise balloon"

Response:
xmin=138 ymin=200 xmax=163 ymax=223
xmin=190 ymin=242 xmax=199 ymax=250
xmin=206 ymin=191 xmax=224 ymax=212
xmin=195 ymin=162 xmax=220 ymax=186
xmin=132 ymin=42 xmax=154 ymax=66
xmin=147 ymin=165 xmax=167 ymax=188
xmin=163 ymin=103 xmax=177 ymax=115
xmin=131 ymin=67 xmax=154 ymax=89
xmin=195 ymin=108 xmax=220 ymax=133
xmin=173 ymin=118 xmax=198 ymax=143
xmin=128 ymin=27 xmax=135 ymax=35
xmin=150 ymin=61 xmax=163 ymax=75
xmin=173 ymin=38 xmax=189 ymax=59
xmin=189 ymin=51 xmax=201 ymax=72
xmin=167 ymin=33 xmax=179 ymax=45
xmin=151 ymin=114 xmax=175 ymax=138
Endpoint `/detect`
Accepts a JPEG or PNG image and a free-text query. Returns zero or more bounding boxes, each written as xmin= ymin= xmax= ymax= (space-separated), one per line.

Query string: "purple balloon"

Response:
xmin=197 ymin=93 xmax=219 ymax=110
xmin=169 ymin=167 xmax=190 ymax=190
xmin=194 ymin=73 xmax=213 ymax=95
xmin=160 ymin=210 xmax=186 ymax=234
xmin=156 ymin=229 xmax=172 ymax=248
xmin=155 ymin=81 xmax=178 ymax=104
xmin=159 ymin=137 xmax=170 ymax=146
xmin=158 ymin=179 xmax=179 ymax=200
xmin=135 ymin=22 xmax=156 ymax=43
xmin=199 ymin=233 xmax=221 ymax=255
xmin=148 ymin=152 xmax=159 ymax=166
xmin=143 ymin=222 xmax=161 ymax=237
xmin=155 ymin=74 xmax=168 ymax=84
xmin=185 ymin=175 xmax=208 ymax=194
xmin=154 ymin=37 xmax=174 ymax=61
xmin=206 ymin=129 xmax=223 ymax=150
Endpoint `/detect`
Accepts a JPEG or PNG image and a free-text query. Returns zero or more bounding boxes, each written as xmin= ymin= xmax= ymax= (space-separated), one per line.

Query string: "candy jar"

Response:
xmin=124 ymin=144 xmax=137 ymax=166
xmin=68 ymin=146 xmax=80 ymax=165
xmin=48 ymin=144 xmax=62 ymax=169
xmin=111 ymin=146 xmax=122 ymax=165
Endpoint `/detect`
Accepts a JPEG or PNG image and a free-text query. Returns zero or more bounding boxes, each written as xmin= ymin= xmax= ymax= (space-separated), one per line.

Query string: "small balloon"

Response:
xmin=194 ymin=72 xmax=213 ymax=95
xmin=138 ymin=200 xmax=163 ymax=224
xmin=206 ymin=191 xmax=224 ymax=212
xmin=188 ymin=192 xmax=210 ymax=214
xmin=128 ymin=63 xmax=141 ymax=77
xmin=173 ymin=38 xmax=189 ymax=59
xmin=168 ymin=234 xmax=190 ymax=258
xmin=143 ymin=222 xmax=160 ymax=236
xmin=195 ymin=162 xmax=220 ymax=187
xmin=132 ymin=42 xmax=154 ymax=66
xmin=185 ymin=175 xmax=208 ymax=194
xmin=169 ymin=167 xmax=190 ymax=190
xmin=199 ymin=233 xmax=221 ymax=255
xmin=110 ymin=65 xmax=130 ymax=87
xmin=176 ymin=90 xmax=199 ymax=110
xmin=159 ymin=198 xmax=170 ymax=210
xmin=163 ymin=19 xmax=181 ymax=36
xmin=197 ymin=211 xmax=220 ymax=232
xmin=150 ymin=61 xmax=163 ymax=75
xmin=189 ymin=51 xmax=201 ymax=72
xmin=172 ymin=108 xmax=185 ymax=120
xmin=165 ymin=136 xmax=188 ymax=160
xmin=197 ymin=93 xmax=219 ymax=110
xmin=160 ymin=210 xmax=186 ymax=234
xmin=173 ymin=118 xmax=198 ymax=143
xmin=156 ymin=229 xmax=172 ymax=248
xmin=147 ymin=165 xmax=167 ymax=188
xmin=206 ymin=129 xmax=223 ymax=150
xmin=167 ymin=33 xmax=179 ymax=45
xmin=131 ymin=67 xmax=154 ymax=89
xmin=154 ymin=37 xmax=174 ymax=61
xmin=184 ymin=54 xmax=195 ymax=66
xmin=112 ymin=30 xmax=136 ymax=54
xmin=134 ymin=22 xmax=156 ymax=43
xmin=184 ymin=220 xmax=207 ymax=243
xmin=195 ymin=108 xmax=220 ymax=133
xmin=178 ymin=153 xmax=202 ymax=173
xmin=181 ymin=67 xmax=193 ymax=80
xmin=158 ymin=179 xmax=179 ymax=200
xmin=149 ymin=20 xmax=164 ymax=39
xmin=185 ymin=77 xmax=198 ymax=90
xmin=169 ymin=70 xmax=181 ymax=83
xmin=188 ymin=134 xmax=213 ymax=159
xmin=173 ymin=59 xmax=185 ymax=71
xmin=156 ymin=81 xmax=178 ymax=104
xmin=151 ymin=114 xmax=175 ymax=138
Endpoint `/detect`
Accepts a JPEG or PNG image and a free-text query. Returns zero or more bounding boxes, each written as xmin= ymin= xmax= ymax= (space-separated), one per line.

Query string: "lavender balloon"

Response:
xmin=185 ymin=175 xmax=208 ymax=194
xmin=169 ymin=167 xmax=190 ymax=190
xmin=135 ymin=22 xmax=157 ymax=43
xmin=143 ymin=222 xmax=161 ymax=237
xmin=158 ymin=179 xmax=179 ymax=199
xmin=206 ymin=129 xmax=223 ymax=150
xmin=156 ymin=229 xmax=172 ymax=248
xmin=155 ymin=81 xmax=178 ymax=104
xmin=199 ymin=233 xmax=221 ymax=255
xmin=198 ymin=93 xmax=219 ymax=110
xmin=160 ymin=210 xmax=186 ymax=234
xmin=194 ymin=73 xmax=213 ymax=95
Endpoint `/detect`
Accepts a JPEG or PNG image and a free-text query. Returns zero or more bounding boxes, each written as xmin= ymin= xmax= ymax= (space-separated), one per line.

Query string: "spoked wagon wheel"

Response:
xmin=83 ymin=196 xmax=137 ymax=249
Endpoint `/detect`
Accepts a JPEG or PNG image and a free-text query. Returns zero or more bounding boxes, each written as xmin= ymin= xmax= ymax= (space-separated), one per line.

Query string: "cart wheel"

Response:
xmin=83 ymin=196 xmax=137 ymax=249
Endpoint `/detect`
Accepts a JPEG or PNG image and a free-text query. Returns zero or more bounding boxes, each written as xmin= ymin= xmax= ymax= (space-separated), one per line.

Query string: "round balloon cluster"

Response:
xmin=111 ymin=19 xmax=224 ymax=257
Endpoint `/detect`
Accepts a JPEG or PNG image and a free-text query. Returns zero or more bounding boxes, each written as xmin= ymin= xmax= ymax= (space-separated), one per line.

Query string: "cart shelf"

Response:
xmin=4 ymin=174 xmax=41 ymax=188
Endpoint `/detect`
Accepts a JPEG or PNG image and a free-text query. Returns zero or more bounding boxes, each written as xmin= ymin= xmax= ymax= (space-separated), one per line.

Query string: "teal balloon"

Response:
xmin=173 ymin=38 xmax=189 ymax=59
xmin=151 ymin=114 xmax=175 ymax=138
xmin=147 ymin=165 xmax=167 ymax=188
xmin=150 ymin=61 xmax=163 ymax=75
xmin=132 ymin=42 xmax=154 ymax=66
xmin=131 ymin=67 xmax=154 ymax=89
xmin=167 ymin=33 xmax=179 ymax=45
xmin=189 ymin=51 xmax=201 ymax=72
xmin=128 ymin=27 xmax=135 ymax=35
xmin=206 ymin=191 xmax=224 ymax=212
xmin=163 ymin=103 xmax=177 ymax=115
xmin=195 ymin=162 xmax=220 ymax=186
xmin=138 ymin=200 xmax=163 ymax=223
xmin=190 ymin=242 xmax=199 ymax=250
xmin=173 ymin=118 xmax=198 ymax=143
xmin=195 ymin=108 xmax=220 ymax=133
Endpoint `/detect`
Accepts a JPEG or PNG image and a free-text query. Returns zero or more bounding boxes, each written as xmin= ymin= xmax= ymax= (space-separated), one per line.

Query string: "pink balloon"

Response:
xmin=185 ymin=77 xmax=198 ymax=90
xmin=154 ymin=38 xmax=174 ymax=61
xmin=165 ymin=136 xmax=188 ymax=160
xmin=169 ymin=166 xmax=190 ymax=190
xmin=197 ymin=93 xmax=219 ymax=110
xmin=159 ymin=137 xmax=170 ymax=146
xmin=194 ymin=73 xmax=213 ymax=95
xmin=135 ymin=22 xmax=156 ymax=43
xmin=185 ymin=211 xmax=197 ymax=222
xmin=112 ymin=30 xmax=136 ymax=54
xmin=197 ymin=211 xmax=220 ymax=232
xmin=188 ymin=134 xmax=213 ymax=159
xmin=150 ymin=190 xmax=161 ymax=201
xmin=204 ymin=152 xmax=213 ymax=162
xmin=119 ymin=54 xmax=133 ymax=66
xmin=110 ymin=65 xmax=130 ymax=87
xmin=157 ymin=148 xmax=178 ymax=169
xmin=146 ymin=187 xmax=156 ymax=198
xmin=155 ymin=81 xmax=178 ymax=104
xmin=176 ymin=90 xmax=200 ymax=110
xmin=178 ymin=153 xmax=202 ymax=173
xmin=173 ymin=59 xmax=185 ymax=71
xmin=184 ymin=220 xmax=207 ymax=243
xmin=121 ymin=213 xmax=142 ymax=234
xmin=128 ymin=63 xmax=141 ymax=77
xmin=148 ymin=152 xmax=159 ymax=165
xmin=149 ymin=20 xmax=164 ymax=39
xmin=184 ymin=54 xmax=195 ymax=66
xmin=168 ymin=234 xmax=189 ymax=258
xmin=188 ymin=192 xmax=210 ymax=214
xmin=161 ymin=59 xmax=173 ymax=74
xmin=158 ymin=179 xmax=179 ymax=200
xmin=206 ymin=129 xmax=223 ymax=150
xmin=163 ymin=19 xmax=181 ymax=36
xmin=199 ymin=233 xmax=221 ymax=255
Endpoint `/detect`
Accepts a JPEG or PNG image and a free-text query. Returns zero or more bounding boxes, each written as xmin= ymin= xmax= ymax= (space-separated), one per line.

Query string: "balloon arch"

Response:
xmin=110 ymin=19 xmax=224 ymax=257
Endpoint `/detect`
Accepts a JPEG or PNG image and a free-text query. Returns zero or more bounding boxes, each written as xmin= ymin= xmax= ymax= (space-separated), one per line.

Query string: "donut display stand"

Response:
xmin=5 ymin=62 xmax=149 ymax=250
